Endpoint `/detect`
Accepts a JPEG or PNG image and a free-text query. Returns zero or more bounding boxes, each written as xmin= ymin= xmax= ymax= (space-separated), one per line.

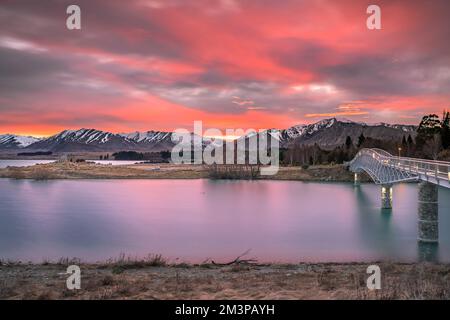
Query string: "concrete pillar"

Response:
xmin=354 ymin=173 xmax=360 ymax=186
xmin=418 ymin=182 xmax=439 ymax=243
xmin=381 ymin=184 xmax=393 ymax=209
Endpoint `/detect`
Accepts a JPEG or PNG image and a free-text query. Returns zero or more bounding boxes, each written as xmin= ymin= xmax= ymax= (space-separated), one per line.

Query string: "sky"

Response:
xmin=0 ymin=0 xmax=449 ymax=137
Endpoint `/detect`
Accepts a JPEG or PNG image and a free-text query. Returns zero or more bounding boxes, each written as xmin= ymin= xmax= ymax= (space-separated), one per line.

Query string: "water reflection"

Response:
xmin=353 ymin=185 xmax=395 ymax=257
xmin=0 ymin=179 xmax=449 ymax=263
xmin=418 ymin=242 xmax=439 ymax=262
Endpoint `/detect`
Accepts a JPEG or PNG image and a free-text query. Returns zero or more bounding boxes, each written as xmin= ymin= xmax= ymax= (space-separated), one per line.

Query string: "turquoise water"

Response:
xmin=0 ymin=178 xmax=449 ymax=263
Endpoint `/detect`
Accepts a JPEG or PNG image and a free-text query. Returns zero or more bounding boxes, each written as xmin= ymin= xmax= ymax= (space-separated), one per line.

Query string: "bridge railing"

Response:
xmin=354 ymin=148 xmax=450 ymax=183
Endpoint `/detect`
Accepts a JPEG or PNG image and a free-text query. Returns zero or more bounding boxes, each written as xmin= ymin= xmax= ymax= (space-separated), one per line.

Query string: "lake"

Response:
xmin=0 ymin=178 xmax=449 ymax=263
xmin=0 ymin=160 xmax=56 ymax=168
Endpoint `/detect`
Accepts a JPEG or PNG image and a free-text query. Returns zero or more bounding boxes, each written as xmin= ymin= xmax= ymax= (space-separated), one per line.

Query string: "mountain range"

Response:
xmin=277 ymin=118 xmax=416 ymax=149
xmin=0 ymin=118 xmax=417 ymax=153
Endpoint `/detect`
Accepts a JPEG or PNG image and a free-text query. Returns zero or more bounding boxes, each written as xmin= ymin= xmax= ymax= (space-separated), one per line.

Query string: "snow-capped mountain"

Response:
xmin=52 ymin=129 xmax=116 ymax=144
xmin=372 ymin=123 xmax=417 ymax=132
xmin=240 ymin=118 xmax=416 ymax=150
xmin=24 ymin=128 xmax=176 ymax=152
xmin=279 ymin=118 xmax=338 ymax=142
xmin=119 ymin=131 xmax=171 ymax=143
xmin=0 ymin=134 xmax=41 ymax=149
xmin=1 ymin=118 xmax=418 ymax=153
xmin=121 ymin=130 xmax=178 ymax=151
xmin=26 ymin=129 xmax=129 ymax=152
xmin=278 ymin=118 xmax=416 ymax=149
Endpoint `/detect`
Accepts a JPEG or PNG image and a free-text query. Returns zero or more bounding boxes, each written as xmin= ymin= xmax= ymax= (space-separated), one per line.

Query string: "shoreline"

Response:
xmin=1 ymin=260 xmax=449 ymax=299
xmin=0 ymin=161 xmax=368 ymax=182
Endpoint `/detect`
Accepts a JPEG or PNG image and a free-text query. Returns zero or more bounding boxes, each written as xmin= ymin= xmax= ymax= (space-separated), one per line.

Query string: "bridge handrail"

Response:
xmin=354 ymin=148 xmax=450 ymax=167
xmin=350 ymin=148 xmax=450 ymax=186
xmin=392 ymin=156 xmax=450 ymax=166
xmin=370 ymin=148 xmax=392 ymax=157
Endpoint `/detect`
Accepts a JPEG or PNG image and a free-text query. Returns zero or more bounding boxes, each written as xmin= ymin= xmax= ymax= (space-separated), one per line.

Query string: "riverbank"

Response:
xmin=1 ymin=260 xmax=449 ymax=299
xmin=0 ymin=161 xmax=366 ymax=182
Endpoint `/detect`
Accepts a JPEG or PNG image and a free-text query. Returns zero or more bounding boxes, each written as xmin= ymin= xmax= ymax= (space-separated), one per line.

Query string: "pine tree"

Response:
xmin=357 ymin=133 xmax=366 ymax=147
xmin=406 ymin=134 xmax=414 ymax=156
xmin=345 ymin=136 xmax=353 ymax=149
xmin=418 ymin=114 xmax=441 ymax=136
xmin=416 ymin=114 xmax=442 ymax=155
xmin=407 ymin=135 xmax=413 ymax=145
xmin=441 ymin=110 xmax=450 ymax=149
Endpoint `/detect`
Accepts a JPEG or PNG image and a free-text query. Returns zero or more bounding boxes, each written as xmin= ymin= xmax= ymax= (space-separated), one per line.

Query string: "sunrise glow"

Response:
xmin=0 ymin=0 xmax=449 ymax=136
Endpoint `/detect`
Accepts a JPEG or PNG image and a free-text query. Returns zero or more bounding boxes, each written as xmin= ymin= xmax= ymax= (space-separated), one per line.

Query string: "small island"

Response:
xmin=0 ymin=161 xmax=360 ymax=182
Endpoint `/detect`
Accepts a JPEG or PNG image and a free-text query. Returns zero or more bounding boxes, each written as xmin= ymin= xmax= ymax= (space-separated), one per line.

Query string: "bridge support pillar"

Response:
xmin=381 ymin=184 xmax=393 ymax=209
xmin=418 ymin=182 xmax=439 ymax=243
xmin=354 ymin=173 xmax=360 ymax=186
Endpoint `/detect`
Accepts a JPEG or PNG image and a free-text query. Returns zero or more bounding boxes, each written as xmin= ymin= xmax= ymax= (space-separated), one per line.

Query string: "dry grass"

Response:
xmin=265 ymin=165 xmax=367 ymax=182
xmin=1 ymin=260 xmax=450 ymax=300
xmin=104 ymin=254 xmax=167 ymax=274
xmin=0 ymin=162 xmax=207 ymax=180
xmin=207 ymin=164 xmax=261 ymax=179
xmin=0 ymin=162 xmax=359 ymax=182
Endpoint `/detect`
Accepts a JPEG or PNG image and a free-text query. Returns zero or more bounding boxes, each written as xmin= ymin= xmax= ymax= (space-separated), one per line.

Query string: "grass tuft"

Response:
xmin=109 ymin=253 xmax=167 ymax=274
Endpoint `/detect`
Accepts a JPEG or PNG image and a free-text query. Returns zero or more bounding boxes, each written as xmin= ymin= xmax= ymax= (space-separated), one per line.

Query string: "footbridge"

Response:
xmin=348 ymin=148 xmax=450 ymax=243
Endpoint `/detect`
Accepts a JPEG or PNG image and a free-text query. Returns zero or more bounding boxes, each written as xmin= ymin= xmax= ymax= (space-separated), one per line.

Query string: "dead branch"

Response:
xmin=211 ymin=249 xmax=258 ymax=266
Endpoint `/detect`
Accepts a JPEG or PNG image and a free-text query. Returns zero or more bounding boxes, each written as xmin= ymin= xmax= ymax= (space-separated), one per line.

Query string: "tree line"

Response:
xmin=112 ymin=151 xmax=171 ymax=162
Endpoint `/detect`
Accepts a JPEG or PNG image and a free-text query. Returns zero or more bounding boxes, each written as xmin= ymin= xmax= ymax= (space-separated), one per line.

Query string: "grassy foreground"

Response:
xmin=1 ymin=258 xmax=450 ymax=300
xmin=0 ymin=161 xmax=360 ymax=182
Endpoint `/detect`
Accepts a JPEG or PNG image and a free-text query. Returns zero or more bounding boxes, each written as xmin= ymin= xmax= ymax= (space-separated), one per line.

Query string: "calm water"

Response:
xmin=0 ymin=179 xmax=449 ymax=263
xmin=0 ymin=160 xmax=55 ymax=168
xmin=0 ymin=160 xmax=144 ymax=168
